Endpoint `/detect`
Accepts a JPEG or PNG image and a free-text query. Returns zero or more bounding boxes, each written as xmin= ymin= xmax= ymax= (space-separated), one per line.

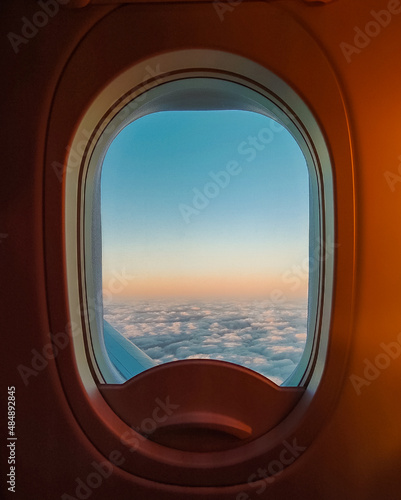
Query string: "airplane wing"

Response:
xmin=103 ymin=319 xmax=157 ymax=379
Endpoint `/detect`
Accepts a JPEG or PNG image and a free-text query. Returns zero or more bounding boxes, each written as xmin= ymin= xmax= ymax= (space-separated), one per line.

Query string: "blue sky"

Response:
xmin=101 ymin=110 xmax=309 ymax=299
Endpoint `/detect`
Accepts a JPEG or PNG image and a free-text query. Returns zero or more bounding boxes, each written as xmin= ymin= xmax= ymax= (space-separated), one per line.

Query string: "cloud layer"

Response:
xmin=104 ymin=299 xmax=307 ymax=385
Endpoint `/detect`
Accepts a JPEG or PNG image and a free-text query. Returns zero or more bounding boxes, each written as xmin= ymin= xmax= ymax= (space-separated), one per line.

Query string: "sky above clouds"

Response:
xmin=101 ymin=109 xmax=309 ymax=299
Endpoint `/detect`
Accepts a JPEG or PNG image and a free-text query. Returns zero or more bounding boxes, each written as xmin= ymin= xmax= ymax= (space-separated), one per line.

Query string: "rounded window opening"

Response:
xmin=84 ymin=77 xmax=322 ymax=388
xmin=101 ymin=109 xmax=309 ymax=386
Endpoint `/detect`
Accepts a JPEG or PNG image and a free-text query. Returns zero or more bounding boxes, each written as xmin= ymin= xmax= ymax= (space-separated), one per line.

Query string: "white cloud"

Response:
xmin=104 ymin=298 xmax=308 ymax=385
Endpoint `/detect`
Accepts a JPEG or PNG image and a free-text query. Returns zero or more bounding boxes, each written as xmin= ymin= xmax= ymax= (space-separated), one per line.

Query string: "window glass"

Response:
xmin=101 ymin=110 xmax=309 ymax=385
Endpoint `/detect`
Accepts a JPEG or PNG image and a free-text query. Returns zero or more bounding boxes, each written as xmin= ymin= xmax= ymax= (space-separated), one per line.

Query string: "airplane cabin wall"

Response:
xmin=0 ymin=0 xmax=400 ymax=498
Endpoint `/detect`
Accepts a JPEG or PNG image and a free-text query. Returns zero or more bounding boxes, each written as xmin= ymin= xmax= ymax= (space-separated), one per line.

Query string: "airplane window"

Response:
xmin=61 ymin=46 xmax=338 ymax=483
xmin=100 ymin=108 xmax=310 ymax=385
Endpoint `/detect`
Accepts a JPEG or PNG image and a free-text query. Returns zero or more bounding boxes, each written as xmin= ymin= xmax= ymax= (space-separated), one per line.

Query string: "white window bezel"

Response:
xmin=65 ymin=49 xmax=334 ymax=394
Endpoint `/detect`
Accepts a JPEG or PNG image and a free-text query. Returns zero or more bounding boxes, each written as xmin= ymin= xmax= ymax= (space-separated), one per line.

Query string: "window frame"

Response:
xmin=44 ymin=27 xmax=354 ymax=483
xmin=65 ymin=52 xmax=334 ymax=392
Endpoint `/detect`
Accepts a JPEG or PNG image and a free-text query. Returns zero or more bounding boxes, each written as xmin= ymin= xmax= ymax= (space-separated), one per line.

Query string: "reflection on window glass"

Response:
xmin=101 ymin=110 xmax=309 ymax=385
